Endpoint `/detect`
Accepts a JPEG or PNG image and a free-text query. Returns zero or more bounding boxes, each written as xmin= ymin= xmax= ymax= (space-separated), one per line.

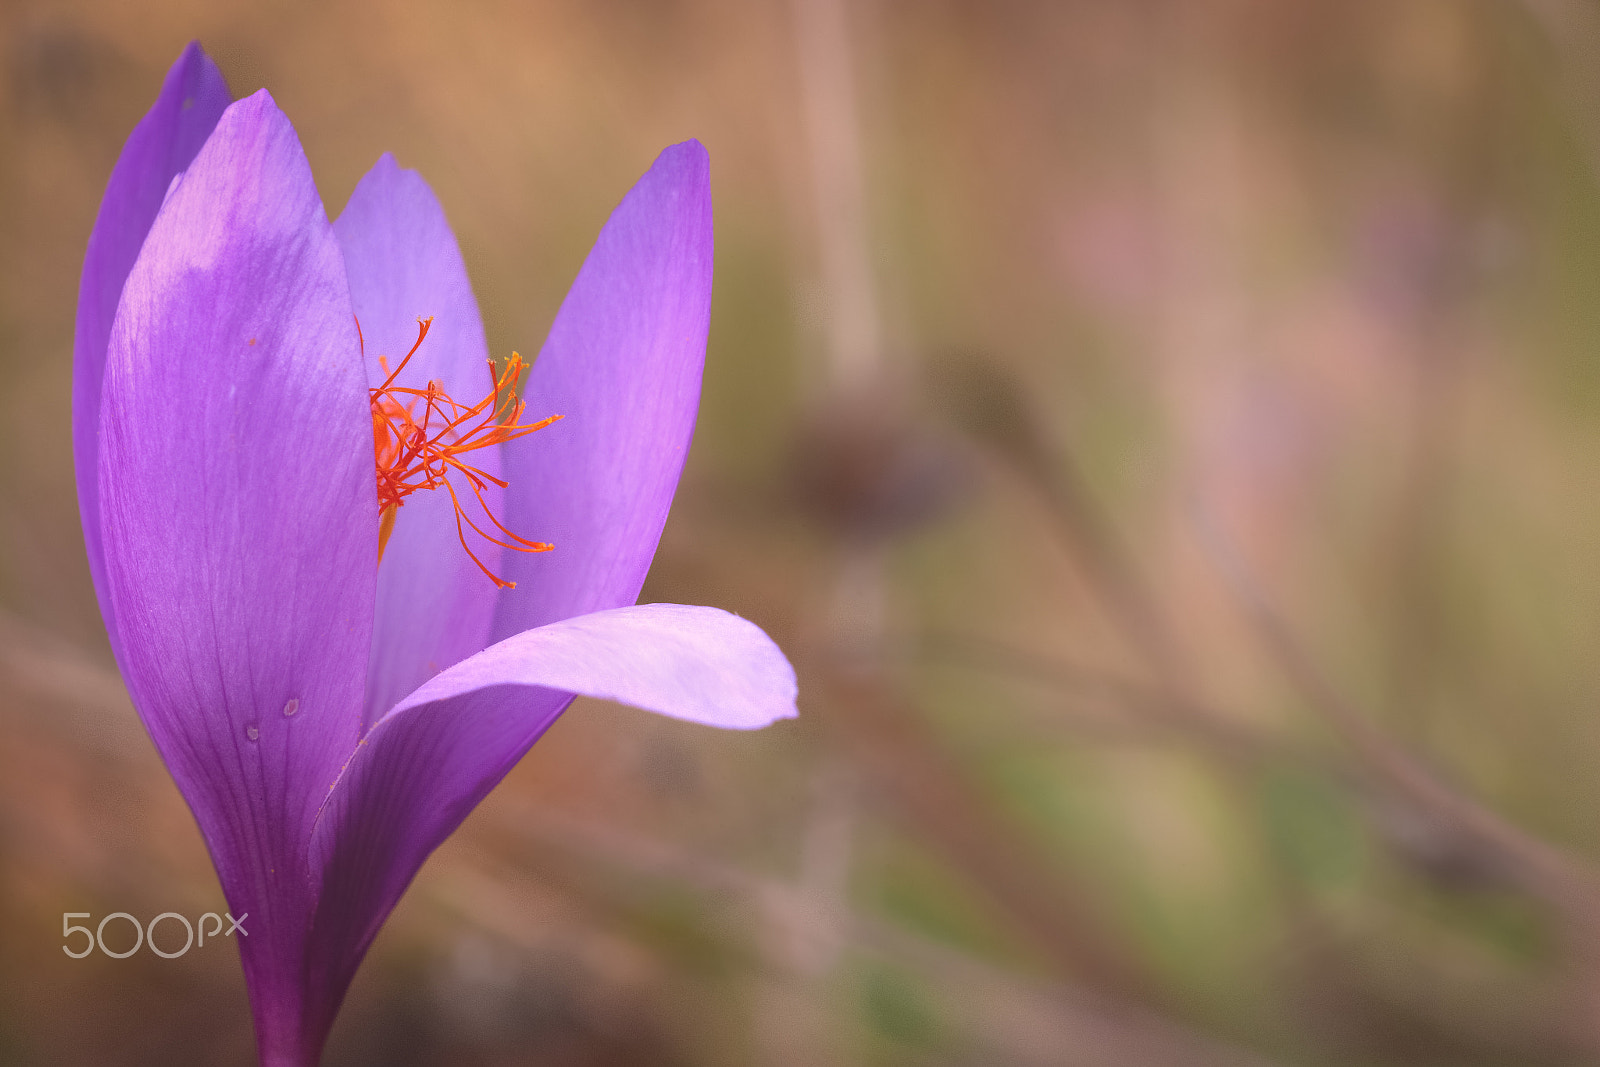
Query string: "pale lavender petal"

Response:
xmin=304 ymin=604 xmax=795 ymax=1023
xmin=73 ymin=42 xmax=229 ymax=659
xmin=98 ymin=91 xmax=372 ymax=1064
xmin=392 ymin=604 xmax=797 ymax=728
xmin=335 ymin=154 xmax=502 ymax=727
xmin=492 ymin=141 xmax=713 ymax=639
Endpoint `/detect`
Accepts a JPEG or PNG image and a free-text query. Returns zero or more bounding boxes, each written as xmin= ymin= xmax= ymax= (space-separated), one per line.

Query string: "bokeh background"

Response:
xmin=4 ymin=0 xmax=1600 ymax=1063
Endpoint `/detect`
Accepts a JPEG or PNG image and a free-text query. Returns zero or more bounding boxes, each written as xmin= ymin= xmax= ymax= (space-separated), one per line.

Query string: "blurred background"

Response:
xmin=5 ymin=0 xmax=1600 ymax=1063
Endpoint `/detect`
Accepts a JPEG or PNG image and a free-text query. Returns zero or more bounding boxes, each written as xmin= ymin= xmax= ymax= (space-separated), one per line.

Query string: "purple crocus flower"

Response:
xmin=74 ymin=43 xmax=796 ymax=1065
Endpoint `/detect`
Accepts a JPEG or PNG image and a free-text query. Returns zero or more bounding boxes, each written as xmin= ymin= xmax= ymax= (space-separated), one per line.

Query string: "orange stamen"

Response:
xmin=367 ymin=316 xmax=561 ymax=589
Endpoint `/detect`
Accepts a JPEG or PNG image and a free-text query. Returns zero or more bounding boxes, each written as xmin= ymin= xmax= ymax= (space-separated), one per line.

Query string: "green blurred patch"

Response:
xmin=621 ymin=884 xmax=742 ymax=980
xmin=863 ymin=829 xmax=1039 ymax=972
xmin=1257 ymin=766 xmax=1370 ymax=891
xmin=856 ymin=962 xmax=948 ymax=1059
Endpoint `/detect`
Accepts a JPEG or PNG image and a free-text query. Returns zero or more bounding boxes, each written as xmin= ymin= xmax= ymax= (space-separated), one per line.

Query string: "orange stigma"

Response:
xmin=367 ymin=316 xmax=561 ymax=589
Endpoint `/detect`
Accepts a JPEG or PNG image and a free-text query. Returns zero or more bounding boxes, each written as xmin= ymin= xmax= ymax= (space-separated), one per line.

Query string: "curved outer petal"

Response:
xmin=73 ymin=42 xmax=230 ymax=660
xmin=98 ymin=91 xmax=373 ymax=1066
xmin=492 ymin=140 xmax=713 ymax=639
xmin=334 ymin=154 xmax=502 ymax=727
xmin=303 ymin=603 xmax=797 ymax=1038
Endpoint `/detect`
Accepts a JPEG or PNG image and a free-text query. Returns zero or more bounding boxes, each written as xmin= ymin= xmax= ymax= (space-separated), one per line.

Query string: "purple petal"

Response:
xmin=492 ymin=141 xmax=713 ymax=639
xmin=73 ymin=42 xmax=230 ymax=661
xmin=304 ymin=604 xmax=796 ymax=1031
xmin=395 ymin=603 xmax=797 ymax=729
xmin=335 ymin=154 xmax=502 ymax=728
xmin=98 ymin=91 xmax=373 ymax=1064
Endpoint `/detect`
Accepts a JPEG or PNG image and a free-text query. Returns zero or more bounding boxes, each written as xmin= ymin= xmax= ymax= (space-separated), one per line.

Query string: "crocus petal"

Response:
xmin=492 ymin=140 xmax=713 ymax=639
xmin=303 ymin=603 xmax=796 ymax=1039
xmin=73 ymin=41 xmax=229 ymax=659
xmin=98 ymin=90 xmax=373 ymax=1064
xmin=392 ymin=603 xmax=796 ymax=729
xmin=335 ymin=154 xmax=502 ymax=727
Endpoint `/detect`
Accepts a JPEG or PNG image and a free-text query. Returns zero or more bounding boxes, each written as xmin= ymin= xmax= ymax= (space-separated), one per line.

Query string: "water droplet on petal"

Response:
xmin=283 ymin=698 xmax=299 ymax=718
xmin=245 ymin=724 xmax=260 ymax=742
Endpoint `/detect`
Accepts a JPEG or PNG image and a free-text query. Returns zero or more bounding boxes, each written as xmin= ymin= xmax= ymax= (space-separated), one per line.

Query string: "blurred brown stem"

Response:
xmin=1191 ymin=509 xmax=1595 ymax=906
xmin=476 ymin=798 xmax=1279 ymax=1067
xmin=898 ymin=627 xmax=1308 ymax=767
xmin=972 ymin=361 xmax=1597 ymax=908
xmin=809 ymin=657 xmax=1163 ymax=1006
